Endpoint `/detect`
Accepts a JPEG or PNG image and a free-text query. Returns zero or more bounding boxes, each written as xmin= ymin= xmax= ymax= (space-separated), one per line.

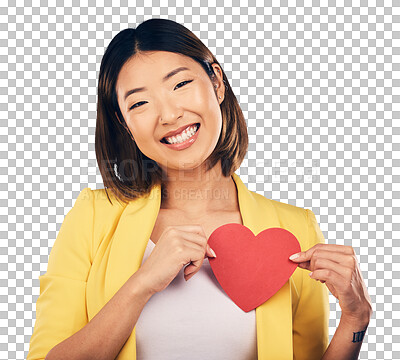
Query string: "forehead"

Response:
xmin=116 ymin=51 xmax=203 ymax=96
xmin=123 ymin=50 xmax=196 ymax=70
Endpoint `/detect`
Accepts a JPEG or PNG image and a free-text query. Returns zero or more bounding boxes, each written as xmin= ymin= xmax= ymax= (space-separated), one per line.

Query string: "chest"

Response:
xmin=149 ymin=209 xmax=243 ymax=244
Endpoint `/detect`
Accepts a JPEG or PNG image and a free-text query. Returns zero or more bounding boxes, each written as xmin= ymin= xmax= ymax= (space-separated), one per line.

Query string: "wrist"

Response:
xmin=129 ymin=270 xmax=156 ymax=301
xmin=341 ymin=303 xmax=372 ymax=326
xmin=340 ymin=312 xmax=371 ymax=329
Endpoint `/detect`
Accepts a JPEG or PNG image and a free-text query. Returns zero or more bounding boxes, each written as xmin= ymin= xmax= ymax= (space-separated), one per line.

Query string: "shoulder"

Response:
xmin=249 ymin=190 xmax=320 ymax=251
xmin=74 ymin=187 xmax=132 ymax=227
xmin=270 ymin=197 xmax=310 ymax=223
xmin=251 ymin=190 xmax=310 ymax=225
xmin=75 ymin=187 xmax=127 ymax=211
xmin=74 ymin=187 xmax=140 ymax=260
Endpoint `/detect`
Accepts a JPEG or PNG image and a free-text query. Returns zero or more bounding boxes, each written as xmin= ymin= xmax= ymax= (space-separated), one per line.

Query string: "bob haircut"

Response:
xmin=95 ymin=18 xmax=248 ymax=205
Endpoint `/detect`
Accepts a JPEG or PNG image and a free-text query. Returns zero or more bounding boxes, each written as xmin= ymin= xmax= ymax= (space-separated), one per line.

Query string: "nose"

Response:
xmin=158 ymin=96 xmax=184 ymax=125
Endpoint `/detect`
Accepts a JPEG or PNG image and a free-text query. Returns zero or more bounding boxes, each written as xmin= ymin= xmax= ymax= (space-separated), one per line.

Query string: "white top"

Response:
xmin=135 ymin=239 xmax=258 ymax=360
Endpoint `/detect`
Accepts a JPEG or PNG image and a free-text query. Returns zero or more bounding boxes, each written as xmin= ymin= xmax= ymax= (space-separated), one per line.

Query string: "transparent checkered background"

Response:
xmin=1 ymin=1 xmax=399 ymax=359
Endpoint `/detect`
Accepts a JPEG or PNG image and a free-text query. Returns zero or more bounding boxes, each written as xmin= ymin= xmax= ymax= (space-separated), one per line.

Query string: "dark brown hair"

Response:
xmin=95 ymin=18 xmax=248 ymax=205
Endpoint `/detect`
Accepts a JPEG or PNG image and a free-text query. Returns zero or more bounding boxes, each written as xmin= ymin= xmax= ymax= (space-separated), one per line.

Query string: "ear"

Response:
xmin=210 ymin=63 xmax=225 ymax=103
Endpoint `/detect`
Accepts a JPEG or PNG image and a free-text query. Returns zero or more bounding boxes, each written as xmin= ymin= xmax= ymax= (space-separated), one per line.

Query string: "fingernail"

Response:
xmin=308 ymin=272 xmax=313 ymax=277
xmin=210 ymin=248 xmax=217 ymax=258
xmin=289 ymin=253 xmax=300 ymax=260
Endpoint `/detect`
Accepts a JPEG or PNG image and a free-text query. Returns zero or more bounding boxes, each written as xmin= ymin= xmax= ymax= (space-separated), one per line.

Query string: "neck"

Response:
xmin=160 ymin=162 xmax=238 ymax=217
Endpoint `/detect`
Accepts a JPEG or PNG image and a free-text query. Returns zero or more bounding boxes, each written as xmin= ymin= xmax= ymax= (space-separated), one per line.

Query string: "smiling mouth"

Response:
xmin=160 ymin=123 xmax=200 ymax=144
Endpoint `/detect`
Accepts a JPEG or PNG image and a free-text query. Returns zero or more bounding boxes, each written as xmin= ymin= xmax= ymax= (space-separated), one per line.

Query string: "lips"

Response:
xmin=160 ymin=123 xmax=199 ymax=142
xmin=160 ymin=122 xmax=201 ymax=150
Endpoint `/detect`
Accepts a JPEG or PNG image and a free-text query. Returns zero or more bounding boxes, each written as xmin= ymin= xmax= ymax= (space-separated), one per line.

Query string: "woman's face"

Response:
xmin=115 ymin=51 xmax=225 ymax=173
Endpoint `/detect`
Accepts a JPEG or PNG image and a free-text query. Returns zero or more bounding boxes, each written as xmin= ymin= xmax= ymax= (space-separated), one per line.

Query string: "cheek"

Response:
xmin=124 ymin=122 xmax=154 ymax=156
xmin=188 ymin=86 xmax=220 ymax=118
xmin=126 ymin=118 xmax=151 ymax=141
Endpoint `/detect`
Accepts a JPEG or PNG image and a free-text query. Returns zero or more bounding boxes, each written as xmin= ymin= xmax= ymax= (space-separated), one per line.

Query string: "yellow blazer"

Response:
xmin=27 ymin=172 xmax=329 ymax=360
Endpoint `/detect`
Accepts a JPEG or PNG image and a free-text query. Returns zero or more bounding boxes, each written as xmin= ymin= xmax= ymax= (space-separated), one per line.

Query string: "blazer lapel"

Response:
xmin=105 ymin=173 xmax=293 ymax=360
xmin=104 ymin=184 xmax=161 ymax=360
xmin=232 ymin=173 xmax=293 ymax=360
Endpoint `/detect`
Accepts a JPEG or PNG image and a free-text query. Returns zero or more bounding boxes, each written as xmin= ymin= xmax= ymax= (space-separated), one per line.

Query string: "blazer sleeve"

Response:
xmin=292 ymin=209 xmax=330 ymax=360
xmin=27 ymin=188 xmax=94 ymax=360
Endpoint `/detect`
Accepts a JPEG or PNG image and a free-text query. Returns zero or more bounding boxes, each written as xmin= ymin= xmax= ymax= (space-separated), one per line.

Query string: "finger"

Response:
xmin=169 ymin=224 xmax=205 ymax=232
xmin=184 ymin=262 xmax=202 ymax=278
xmin=182 ymin=242 xmax=205 ymax=268
xmin=160 ymin=225 xmax=207 ymax=248
xmin=289 ymin=244 xmax=354 ymax=262
xmin=296 ymin=249 xmax=356 ymax=271
xmin=308 ymin=257 xmax=354 ymax=282
xmin=178 ymin=231 xmax=216 ymax=259
xmin=178 ymin=228 xmax=208 ymax=247
xmin=309 ymin=267 xmax=347 ymax=292
xmin=183 ymin=246 xmax=206 ymax=276
xmin=185 ymin=245 xmax=217 ymax=279
xmin=174 ymin=224 xmax=207 ymax=238
xmin=205 ymin=244 xmax=217 ymax=258
xmin=310 ymin=251 xmax=355 ymax=273
xmin=180 ymin=239 xmax=204 ymax=258
xmin=184 ymin=265 xmax=200 ymax=280
xmin=181 ymin=232 xmax=206 ymax=246
xmin=184 ymin=271 xmax=196 ymax=281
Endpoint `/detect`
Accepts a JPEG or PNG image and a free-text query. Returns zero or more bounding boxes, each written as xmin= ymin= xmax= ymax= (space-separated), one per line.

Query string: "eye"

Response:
xmin=174 ymin=80 xmax=193 ymax=90
xmin=129 ymin=101 xmax=147 ymax=111
xmin=129 ymin=80 xmax=193 ymax=111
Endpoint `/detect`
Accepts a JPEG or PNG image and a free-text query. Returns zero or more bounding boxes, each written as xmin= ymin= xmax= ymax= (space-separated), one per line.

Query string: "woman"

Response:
xmin=27 ymin=18 xmax=372 ymax=360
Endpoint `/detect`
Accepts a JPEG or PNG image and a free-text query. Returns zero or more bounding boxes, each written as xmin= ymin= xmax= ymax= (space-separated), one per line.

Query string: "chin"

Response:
xmin=159 ymin=156 xmax=207 ymax=171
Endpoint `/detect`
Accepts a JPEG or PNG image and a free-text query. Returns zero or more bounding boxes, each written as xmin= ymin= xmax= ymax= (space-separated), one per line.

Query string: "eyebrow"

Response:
xmin=124 ymin=66 xmax=190 ymax=101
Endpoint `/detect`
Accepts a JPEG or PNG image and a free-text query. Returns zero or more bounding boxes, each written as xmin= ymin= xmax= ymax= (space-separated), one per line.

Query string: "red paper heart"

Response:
xmin=207 ymin=224 xmax=301 ymax=312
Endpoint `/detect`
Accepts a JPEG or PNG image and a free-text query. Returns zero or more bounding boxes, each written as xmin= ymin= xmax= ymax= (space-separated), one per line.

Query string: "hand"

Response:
xmin=137 ymin=225 xmax=217 ymax=295
xmin=289 ymin=243 xmax=373 ymax=322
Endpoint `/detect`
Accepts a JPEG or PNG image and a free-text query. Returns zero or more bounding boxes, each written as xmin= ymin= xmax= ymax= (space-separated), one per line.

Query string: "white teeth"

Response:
xmin=164 ymin=124 xmax=198 ymax=144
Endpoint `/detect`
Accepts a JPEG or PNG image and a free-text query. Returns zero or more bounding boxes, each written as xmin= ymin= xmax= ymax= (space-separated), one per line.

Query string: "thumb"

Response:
xmin=205 ymin=244 xmax=217 ymax=258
